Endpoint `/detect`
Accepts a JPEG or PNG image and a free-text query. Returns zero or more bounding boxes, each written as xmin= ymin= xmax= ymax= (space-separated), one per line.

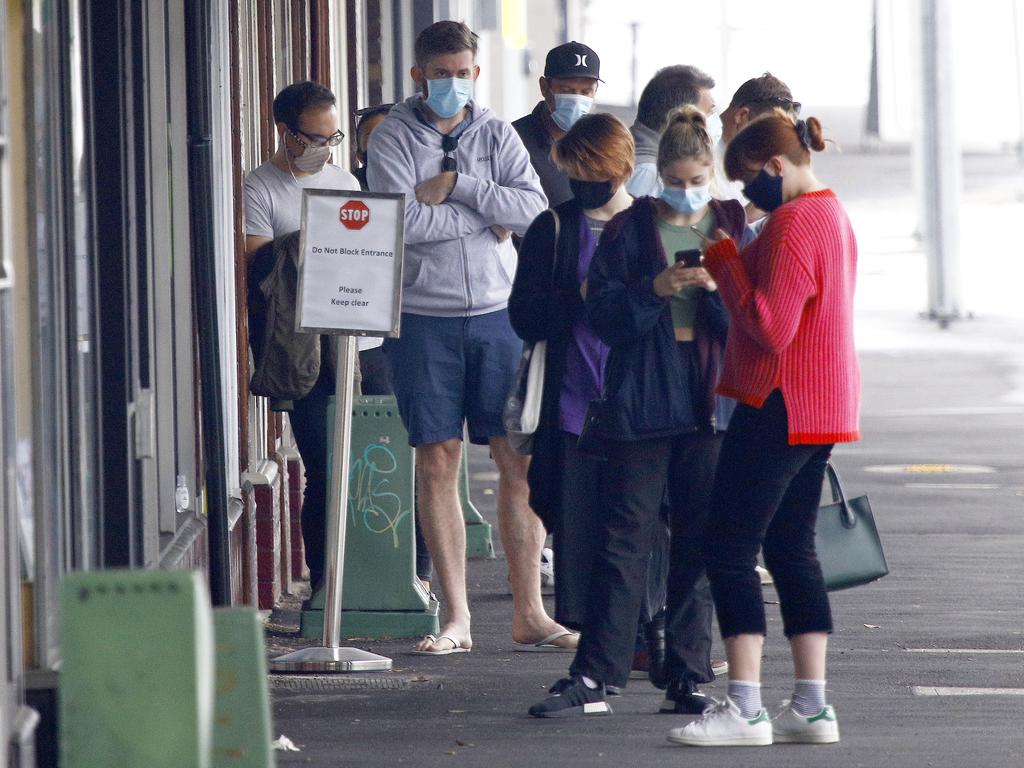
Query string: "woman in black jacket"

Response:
xmin=509 ymin=113 xmax=635 ymax=641
xmin=528 ymin=106 xmax=754 ymax=718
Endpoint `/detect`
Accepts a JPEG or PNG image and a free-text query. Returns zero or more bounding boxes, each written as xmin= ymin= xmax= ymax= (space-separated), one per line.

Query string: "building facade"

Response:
xmin=0 ymin=0 xmax=570 ymax=763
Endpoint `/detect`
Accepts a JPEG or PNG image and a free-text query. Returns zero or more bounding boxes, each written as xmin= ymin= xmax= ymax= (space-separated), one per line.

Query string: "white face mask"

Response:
xmin=705 ymin=113 xmax=723 ymax=146
xmin=291 ymin=143 xmax=332 ymax=174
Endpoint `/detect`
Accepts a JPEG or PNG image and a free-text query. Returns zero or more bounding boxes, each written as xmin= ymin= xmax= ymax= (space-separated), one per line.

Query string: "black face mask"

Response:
xmin=742 ymin=169 xmax=784 ymax=212
xmin=569 ymin=178 xmax=616 ymax=210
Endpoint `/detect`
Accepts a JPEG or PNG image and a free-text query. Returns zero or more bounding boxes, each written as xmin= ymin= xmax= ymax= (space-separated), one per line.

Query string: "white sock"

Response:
xmin=727 ymin=680 xmax=762 ymax=719
xmin=792 ymin=679 xmax=827 ymax=716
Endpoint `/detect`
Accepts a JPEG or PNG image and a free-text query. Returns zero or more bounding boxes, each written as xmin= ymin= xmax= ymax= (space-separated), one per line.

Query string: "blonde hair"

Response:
xmin=656 ymin=105 xmax=714 ymax=172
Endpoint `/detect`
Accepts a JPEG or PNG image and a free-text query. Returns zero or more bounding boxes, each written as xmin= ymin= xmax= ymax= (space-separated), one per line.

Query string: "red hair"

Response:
xmin=724 ymin=109 xmax=826 ymax=181
xmin=551 ymin=113 xmax=635 ymax=187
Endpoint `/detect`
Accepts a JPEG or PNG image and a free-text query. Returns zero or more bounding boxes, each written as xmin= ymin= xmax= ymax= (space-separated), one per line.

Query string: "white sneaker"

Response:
xmin=771 ymin=701 xmax=840 ymax=744
xmin=666 ymin=697 xmax=772 ymax=747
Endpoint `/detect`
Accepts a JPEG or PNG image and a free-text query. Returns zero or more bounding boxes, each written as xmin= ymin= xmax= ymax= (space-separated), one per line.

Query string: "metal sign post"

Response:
xmin=271 ymin=189 xmax=405 ymax=674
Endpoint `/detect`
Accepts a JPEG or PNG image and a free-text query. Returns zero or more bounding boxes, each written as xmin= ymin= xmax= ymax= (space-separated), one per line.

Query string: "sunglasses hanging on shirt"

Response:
xmin=441 ymin=134 xmax=459 ymax=172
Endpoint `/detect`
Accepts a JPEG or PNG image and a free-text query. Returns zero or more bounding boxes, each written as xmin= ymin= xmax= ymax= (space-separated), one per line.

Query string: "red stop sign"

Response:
xmin=339 ymin=200 xmax=370 ymax=230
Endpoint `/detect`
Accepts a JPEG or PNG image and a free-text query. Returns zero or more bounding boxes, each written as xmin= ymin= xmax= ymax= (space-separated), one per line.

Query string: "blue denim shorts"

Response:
xmin=382 ymin=309 xmax=522 ymax=447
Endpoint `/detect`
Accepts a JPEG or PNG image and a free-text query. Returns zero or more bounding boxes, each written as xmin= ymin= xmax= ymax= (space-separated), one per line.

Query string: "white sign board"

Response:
xmin=295 ymin=189 xmax=405 ymax=337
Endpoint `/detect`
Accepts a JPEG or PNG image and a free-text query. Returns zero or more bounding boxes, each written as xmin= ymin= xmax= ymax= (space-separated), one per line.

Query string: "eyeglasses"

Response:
xmin=288 ymin=126 xmax=345 ymax=148
xmin=441 ymin=134 xmax=459 ymax=172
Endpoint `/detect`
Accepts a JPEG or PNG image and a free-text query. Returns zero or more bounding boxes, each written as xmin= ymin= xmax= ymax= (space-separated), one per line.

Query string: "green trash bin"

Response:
xmin=300 ymin=395 xmax=439 ymax=640
xmin=60 ymin=570 xmax=215 ymax=768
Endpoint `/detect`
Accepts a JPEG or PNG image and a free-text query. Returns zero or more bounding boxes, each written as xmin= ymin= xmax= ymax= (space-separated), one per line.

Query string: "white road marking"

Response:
xmin=879 ymin=406 xmax=1024 ymax=417
xmin=904 ymin=648 xmax=1024 ymax=654
xmin=904 ymin=483 xmax=1001 ymax=489
xmin=912 ymin=687 xmax=1024 ymax=696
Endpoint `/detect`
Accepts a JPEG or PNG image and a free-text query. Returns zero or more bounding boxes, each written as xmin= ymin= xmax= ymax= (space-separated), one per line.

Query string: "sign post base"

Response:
xmin=269 ymin=646 xmax=392 ymax=674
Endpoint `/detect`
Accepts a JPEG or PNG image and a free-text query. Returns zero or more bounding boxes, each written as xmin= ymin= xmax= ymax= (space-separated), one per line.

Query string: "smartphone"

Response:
xmin=690 ymin=225 xmax=715 ymax=244
xmin=674 ymin=249 xmax=703 ymax=268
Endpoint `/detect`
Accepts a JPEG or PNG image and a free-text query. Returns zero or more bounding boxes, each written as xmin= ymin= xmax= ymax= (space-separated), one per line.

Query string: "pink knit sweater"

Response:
xmin=704 ymin=189 xmax=861 ymax=445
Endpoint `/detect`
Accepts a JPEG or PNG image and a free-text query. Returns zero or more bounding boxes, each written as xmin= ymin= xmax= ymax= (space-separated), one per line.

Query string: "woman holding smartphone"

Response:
xmin=528 ymin=106 xmax=753 ymax=718
xmin=669 ymin=110 xmax=859 ymax=748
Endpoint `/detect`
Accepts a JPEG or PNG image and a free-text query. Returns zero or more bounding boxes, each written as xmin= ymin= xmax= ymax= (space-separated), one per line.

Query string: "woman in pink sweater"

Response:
xmin=668 ymin=111 xmax=860 ymax=748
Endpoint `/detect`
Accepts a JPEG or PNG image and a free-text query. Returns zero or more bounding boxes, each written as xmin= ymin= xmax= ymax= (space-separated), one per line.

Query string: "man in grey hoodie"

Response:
xmin=367 ymin=21 xmax=568 ymax=655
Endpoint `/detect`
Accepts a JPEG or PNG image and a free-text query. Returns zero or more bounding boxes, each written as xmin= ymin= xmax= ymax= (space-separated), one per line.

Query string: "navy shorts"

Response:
xmin=383 ymin=309 xmax=521 ymax=447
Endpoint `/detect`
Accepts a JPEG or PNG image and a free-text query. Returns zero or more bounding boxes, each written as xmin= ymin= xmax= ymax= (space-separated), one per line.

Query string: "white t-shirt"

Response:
xmin=244 ymin=160 xmax=381 ymax=351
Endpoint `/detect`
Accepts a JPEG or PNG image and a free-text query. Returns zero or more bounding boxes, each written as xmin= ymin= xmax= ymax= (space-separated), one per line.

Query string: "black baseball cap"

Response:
xmin=544 ymin=41 xmax=603 ymax=82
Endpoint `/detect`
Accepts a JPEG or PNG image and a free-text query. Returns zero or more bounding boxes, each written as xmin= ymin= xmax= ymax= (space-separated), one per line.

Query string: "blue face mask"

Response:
xmin=424 ymin=77 xmax=474 ymax=118
xmin=660 ymin=184 xmax=712 ymax=214
xmin=550 ymin=93 xmax=594 ymax=131
xmin=742 ymin=169 xmax=784 ymax=212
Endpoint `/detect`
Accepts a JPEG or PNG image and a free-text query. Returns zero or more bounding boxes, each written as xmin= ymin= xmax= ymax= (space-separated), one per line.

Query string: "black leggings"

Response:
xmin=703 ymin=390 xmax=834 ymax=638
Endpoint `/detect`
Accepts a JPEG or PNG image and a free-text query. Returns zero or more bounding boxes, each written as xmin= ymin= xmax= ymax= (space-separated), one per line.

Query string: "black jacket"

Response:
xmin=584 ymin=196 xmax=747 ymax=442
xmin=508 ymin=199 xmax=587 ymax=526
xmin=511 ymin=103 xmax=574 ymax=208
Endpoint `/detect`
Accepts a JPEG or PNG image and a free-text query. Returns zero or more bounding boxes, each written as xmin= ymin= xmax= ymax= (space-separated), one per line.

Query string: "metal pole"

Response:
xmin=322 ymin=335 xmax=356 ymax=648
xmin=918 ymin=0 xmax=962 ymax=327
xmin=270 ymin=335 xmax=391 ymax=672
xmin=630 ymin=22 xmax=639 ymax=109
xmin=1012 ymin=0 xmax=1024 ymax=164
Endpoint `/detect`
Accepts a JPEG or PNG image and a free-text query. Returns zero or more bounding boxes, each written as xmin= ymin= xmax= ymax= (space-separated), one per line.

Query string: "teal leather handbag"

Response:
xmin=815 ymin=462 xmax=889 ymax=591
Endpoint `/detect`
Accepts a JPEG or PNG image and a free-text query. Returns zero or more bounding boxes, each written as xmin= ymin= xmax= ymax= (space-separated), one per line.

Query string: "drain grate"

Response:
xmin=269 ymin=673 xmax=440 ymax=692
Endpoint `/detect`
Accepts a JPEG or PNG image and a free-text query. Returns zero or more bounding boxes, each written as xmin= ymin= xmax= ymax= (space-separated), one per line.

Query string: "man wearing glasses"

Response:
xmin=716 ymin=73 xmax=800 ymax=225
xmin=243 ymin=81 xmax=358 ymax=602
xmin=367 ymin=21 xmax=558 ymax=656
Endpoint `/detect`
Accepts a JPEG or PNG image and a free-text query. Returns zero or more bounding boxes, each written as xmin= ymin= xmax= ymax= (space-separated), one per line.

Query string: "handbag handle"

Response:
xmin=825 ymin=461 xmax=858 ymax=529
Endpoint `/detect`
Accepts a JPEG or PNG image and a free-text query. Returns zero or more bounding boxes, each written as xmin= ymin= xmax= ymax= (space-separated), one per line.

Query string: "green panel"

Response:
xmin=211 ymin=609 xmax=274 ymax=767
xmin=331 ymin=396 xmax=428 ymax=611
xmin=300 ymin=607 xmax=439 ymax=640
xmin=60 ymin=570 xmax=214 ymax=768
xmin=460 ymin=444 xmax=495 ymax=559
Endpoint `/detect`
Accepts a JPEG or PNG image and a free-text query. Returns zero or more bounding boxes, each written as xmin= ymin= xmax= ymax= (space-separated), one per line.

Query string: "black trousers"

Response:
xmin=664 ymin=431 xmax=723 ymax=685
xmin=573 ymin=432 xmax=720 ymax=688
xmin=289 ymin=374 xmax=332 ymax=590
xmin=553 ymin=432 xmax=607 ymax=631
xmin=704 ymin=390 xmax=835 ymax=638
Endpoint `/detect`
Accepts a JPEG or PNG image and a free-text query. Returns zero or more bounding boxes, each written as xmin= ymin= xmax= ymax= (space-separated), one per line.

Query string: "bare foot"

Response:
xmin=511 ymin=619 xmax=578 ymax=649
xmin=415 ymin=622 xmax=472 ymax=653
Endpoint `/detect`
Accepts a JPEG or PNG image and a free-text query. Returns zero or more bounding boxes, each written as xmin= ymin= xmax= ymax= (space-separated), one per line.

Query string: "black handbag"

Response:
xmin=815 ymin=462 xmax=889 ymax=591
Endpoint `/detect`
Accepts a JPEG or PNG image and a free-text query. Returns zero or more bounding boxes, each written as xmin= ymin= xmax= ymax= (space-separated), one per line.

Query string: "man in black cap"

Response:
xmin=512 ymin=41 xmax=603 ymax=207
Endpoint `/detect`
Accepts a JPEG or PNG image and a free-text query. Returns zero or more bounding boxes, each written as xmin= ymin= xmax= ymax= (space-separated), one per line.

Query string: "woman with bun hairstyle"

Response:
xmin=668 ymin=112 xmax=859 ymax=748
xmin=508 ymin=112 xmax=635 ymax=644
xmin=527 ymin=106 xmax=753 ymax=718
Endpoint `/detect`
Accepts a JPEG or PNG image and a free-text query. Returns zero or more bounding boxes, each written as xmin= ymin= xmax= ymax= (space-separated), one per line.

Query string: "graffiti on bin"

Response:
xmin=348 ymin=443 xmax=411 ymax=547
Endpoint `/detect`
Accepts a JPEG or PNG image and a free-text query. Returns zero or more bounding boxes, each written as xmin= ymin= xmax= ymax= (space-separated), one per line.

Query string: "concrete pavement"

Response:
xmin=266 ymin=148 xmax=1024 ymax=767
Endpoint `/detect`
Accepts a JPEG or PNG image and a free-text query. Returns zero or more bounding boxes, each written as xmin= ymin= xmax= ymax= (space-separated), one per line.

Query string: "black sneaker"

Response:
xmin=659 ymin=678 xmax=713 ymax=715
xmin=530 ymin=677 xmax=613 ymax=718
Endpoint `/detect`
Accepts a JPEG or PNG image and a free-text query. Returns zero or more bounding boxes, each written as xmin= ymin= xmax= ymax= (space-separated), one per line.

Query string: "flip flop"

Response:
xmin=512 ymin=629 xmax=579 ymax=653
xmin=411 ymin=634 xmax=472 ymax=656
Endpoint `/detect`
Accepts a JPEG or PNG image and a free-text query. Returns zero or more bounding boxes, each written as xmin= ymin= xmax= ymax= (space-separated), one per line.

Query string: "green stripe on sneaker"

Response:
xmin=807 ymin=708 xmax=836 ymax=723
xmin=748 ymin=711 xmax=770 ymax=725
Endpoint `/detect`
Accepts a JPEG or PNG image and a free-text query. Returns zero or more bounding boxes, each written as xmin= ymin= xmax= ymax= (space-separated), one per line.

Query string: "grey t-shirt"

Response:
xmin=243 ymin=160 xmax=360 ymax=239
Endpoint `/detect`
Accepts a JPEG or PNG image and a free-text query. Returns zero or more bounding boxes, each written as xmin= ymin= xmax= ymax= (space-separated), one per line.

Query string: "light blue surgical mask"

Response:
xmin=550 ymin=93 xmax=594 ymax=131
xmin=424 ymin=77 xmax=474 ymax=118
xmin=660 ymin=184 xmax=713 ymax=214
